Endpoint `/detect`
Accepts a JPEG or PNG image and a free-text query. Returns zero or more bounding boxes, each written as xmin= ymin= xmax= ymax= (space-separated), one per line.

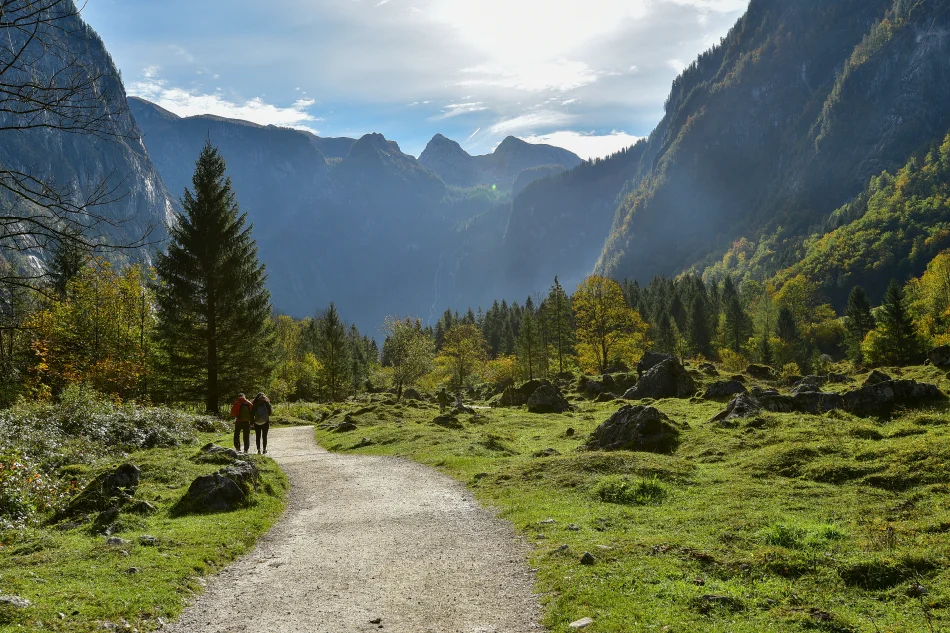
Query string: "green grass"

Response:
xmin=309 ymin=366 xmax=950 ymax=633
xmin=0 ymin=432 xmax=288 ymax=632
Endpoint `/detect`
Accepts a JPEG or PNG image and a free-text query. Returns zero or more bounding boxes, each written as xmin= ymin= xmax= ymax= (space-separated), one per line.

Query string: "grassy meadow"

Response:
xmin=0 ymin=431 xmax=288 ymax=633
xmin=306 ymin=363 xmax=950 ymax=633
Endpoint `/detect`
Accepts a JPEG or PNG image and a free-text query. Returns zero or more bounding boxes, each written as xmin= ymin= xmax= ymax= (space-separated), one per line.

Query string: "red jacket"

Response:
xmin=230 ymin=396 xmax=252 ymax=419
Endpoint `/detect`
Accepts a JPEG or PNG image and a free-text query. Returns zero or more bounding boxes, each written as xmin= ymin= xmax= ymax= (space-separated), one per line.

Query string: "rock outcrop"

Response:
xmin=623 ymin=358 xmax=696 ymax=400
xmin=586 ymin=405 xmax=683 ymax=453
xmin=527 ymin=384 xmax=571 ymax=414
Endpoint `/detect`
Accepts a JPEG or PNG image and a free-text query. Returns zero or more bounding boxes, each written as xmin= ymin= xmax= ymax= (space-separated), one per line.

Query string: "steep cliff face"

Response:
xmin=594 ymin=0 xmax=950 ymax=284
xmin=0 ymin=3 xmax=174 ymax=264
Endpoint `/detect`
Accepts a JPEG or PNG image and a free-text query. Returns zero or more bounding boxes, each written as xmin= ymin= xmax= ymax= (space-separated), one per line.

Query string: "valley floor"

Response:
xmin=308 ymin=364 xmax=950 ymax=633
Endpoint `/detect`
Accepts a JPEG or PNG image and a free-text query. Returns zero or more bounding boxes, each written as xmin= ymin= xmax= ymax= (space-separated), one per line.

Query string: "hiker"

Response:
xmin=437 ymin=387 xmax=450 ymax=413
xmin=252 ymin=392 xmax=273 ymax=455
xmin=230 ymin=393 xmax=253 ymax=454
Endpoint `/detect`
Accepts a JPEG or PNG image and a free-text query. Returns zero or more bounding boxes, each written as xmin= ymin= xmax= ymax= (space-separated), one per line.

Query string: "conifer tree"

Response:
xmin=844 ymin=286 xmax=875 ymax=362
xmin=722 ymin=277 xmax=751 ymax=353
xmin=311 ymin=302 xmax=351 ymax=401
xmin=874 ymin=280 xmax=923 ymax=366
xmin=515 ymin=306 xmax=545 ymax=380
xmin=776 ymin=306 xmax=798 ymax=342
xmin=686 ymin=293 xmax=712 ymax=357
xmin=48 ymin=228 xmax=88 ymax=299
xmin=655 ymin=311 xmax=676 ymax=354
xmin=545 ymin=276 xmax=575 ymax=374
xmin=155 ymin=141 xmax=274 ymax=413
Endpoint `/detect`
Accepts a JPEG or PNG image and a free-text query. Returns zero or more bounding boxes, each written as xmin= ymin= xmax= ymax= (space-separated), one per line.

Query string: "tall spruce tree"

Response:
xmin=877 ymin=280 xmax=923 ymax=366
xmin=686 ymin=293 xmax=712 ymax=357
xmin=722 ymin=277 xmax=751 ymax=353
xmin=844 ymin=286 xmax=875 ymax=362
xmin=545 ymin=276 xmax=575 ymax=374
xmin=48 ymin=228 xmax=88 ymax=299
xmin=155 ymin=141 xmax=274 ymax=413
xmin=776 ymin=306 xmax=798 ymax=342
xmin=312 ymin=302 xmax=351 ymax=401
xmin=515 ymin=306 xmax=545 ymax=380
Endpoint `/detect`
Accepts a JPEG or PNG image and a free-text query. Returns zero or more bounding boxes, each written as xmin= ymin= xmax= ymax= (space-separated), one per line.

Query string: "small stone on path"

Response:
xmin=106 ymin=537 xmax=130 ymax=546
xmin=569 ymin=617 xmax=593 ymax=628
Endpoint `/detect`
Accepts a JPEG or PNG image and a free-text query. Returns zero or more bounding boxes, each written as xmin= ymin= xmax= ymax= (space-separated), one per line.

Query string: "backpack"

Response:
xmin=237 ymin=401 xmax=251 ymax=422
xmin=253 ymin=402 xmax=269 ymax=424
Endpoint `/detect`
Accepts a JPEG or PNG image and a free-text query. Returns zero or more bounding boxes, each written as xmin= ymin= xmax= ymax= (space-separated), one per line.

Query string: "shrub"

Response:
xmin=718 ymin=348 xmax=747 ymax=373
xmin=0 ymin=385 xmax=225 ymax=527
xmin=593 ymin=475 xmax=667 ymax=505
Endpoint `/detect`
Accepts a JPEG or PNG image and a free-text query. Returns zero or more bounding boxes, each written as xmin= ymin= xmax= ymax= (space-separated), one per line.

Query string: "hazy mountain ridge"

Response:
xmin=419 ymin=133 xmax=581 ymax=190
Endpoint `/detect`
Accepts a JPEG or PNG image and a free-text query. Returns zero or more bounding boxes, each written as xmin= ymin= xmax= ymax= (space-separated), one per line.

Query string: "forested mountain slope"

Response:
xmin=592 ymin=0 xmax=950 ymax=287
xmin=702 ymin=132 xmax=950 ymax=307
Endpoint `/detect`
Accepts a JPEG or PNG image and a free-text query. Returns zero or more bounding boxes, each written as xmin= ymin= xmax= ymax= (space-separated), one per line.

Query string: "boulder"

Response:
xmin=496 ymin=379 xmax=548 ymax=407
xmin=402 ymin=387 xmax=423 ymax=400
xmin=746 ymin=364 xmax=777 ymax=380
xmin=637 ymin=352 xmax=673 ymax=377
xmin=708 ymin=393 xmax=761 ymax=424
xmin=702 ymin=380 xmax=747 ymax=400
xmin=929 ymin=344 xmax=950 ymax=367
xmin=527 ymin=384 xmax=571 ymax=414
xmin=179 ymin=473 xmax=246 ymax=513
xmin=841 ymin=379 xmax=946 ymax=417
xmin=709 ymin=377 xmax=945 ymax=420
xmin=0 ymin=596 xmax=30 ymax=609
xmin=55 ymin=463 xmax=141 ymax=521
xmin=790 ymin=391 xmax=844 ymax=414
xmin=595 ymin=392 xmax=620 ymax=403
xmin=623 ymin=358 xmax=696 ymax=400
xmin=199 ymin=443 xmax=239 ymax=460
xmin=586 ymin=405 xmax=682 ymax=453
xmin=220 ymin=460 xmax=259 ymax=490
xmin=432 ymin=413 xmax=464 ymax=429
xmin=864 ymin=370 xmax=894 ymax=386
xmin=698 ymin=362 xmax=719 ymax=376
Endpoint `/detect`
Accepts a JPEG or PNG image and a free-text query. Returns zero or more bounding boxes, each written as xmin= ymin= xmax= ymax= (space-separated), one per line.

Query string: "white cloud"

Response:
xmin=520 ymin=130 xmax=644 ymax=160
xmin=433 ymin=101 xmax=488 ymax=119
xmin=458 ymin=60 xmax=598 ymax=92
xmin=667 ymin=58 xmax=687 ymax=73
xmin=130 ymin=73 xmax=320 ymax=131
xmin=489 ymin=111 xmax=574 ymax=135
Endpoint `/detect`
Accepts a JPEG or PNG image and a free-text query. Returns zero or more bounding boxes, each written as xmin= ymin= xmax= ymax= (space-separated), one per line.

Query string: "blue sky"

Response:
xmin=82 ymin=0 xmax=748 ymax=159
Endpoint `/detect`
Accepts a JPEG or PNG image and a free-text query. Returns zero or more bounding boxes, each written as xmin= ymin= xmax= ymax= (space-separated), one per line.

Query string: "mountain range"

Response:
xmin=8 ymin=0 xmax=950 ymax=331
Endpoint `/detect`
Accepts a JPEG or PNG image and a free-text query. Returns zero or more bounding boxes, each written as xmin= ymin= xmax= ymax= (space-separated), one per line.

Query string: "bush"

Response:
xmin=0 ymin=385 xmax=225 ymax=527
xmin=718 ymin=348 xmax=747 ymax=373
xmin=593 ymin=475 xmax=667 ymax=505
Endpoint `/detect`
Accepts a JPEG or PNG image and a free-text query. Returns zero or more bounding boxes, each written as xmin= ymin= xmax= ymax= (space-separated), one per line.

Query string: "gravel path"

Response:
xmin=167 ymin=426 xmax=542 ymax=633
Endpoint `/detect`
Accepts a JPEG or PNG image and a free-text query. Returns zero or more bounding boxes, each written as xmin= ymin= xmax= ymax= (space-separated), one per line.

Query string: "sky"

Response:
xmin=81 ymin=0 xmax=749 ymax=159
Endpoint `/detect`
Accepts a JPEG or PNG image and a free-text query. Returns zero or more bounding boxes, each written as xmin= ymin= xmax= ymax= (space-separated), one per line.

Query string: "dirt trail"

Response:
xmin=166 ymin=425 xmax=542 ymax=633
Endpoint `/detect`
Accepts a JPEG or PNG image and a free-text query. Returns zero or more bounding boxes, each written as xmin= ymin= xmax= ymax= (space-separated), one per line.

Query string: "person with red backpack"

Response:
xmin=251 ymin=392 xmax=273 ymax=455
xmin=230 ymin=393 xmax=253 ymax=454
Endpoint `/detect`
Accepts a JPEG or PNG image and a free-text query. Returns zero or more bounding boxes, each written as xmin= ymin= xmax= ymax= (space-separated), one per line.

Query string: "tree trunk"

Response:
xmin=206 ymin=292 xmax=218 ymax=414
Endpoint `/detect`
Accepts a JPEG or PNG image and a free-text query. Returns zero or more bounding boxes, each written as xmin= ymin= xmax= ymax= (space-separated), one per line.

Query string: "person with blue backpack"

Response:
xmin=251 ymin=392 xmax=273 ymax=454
